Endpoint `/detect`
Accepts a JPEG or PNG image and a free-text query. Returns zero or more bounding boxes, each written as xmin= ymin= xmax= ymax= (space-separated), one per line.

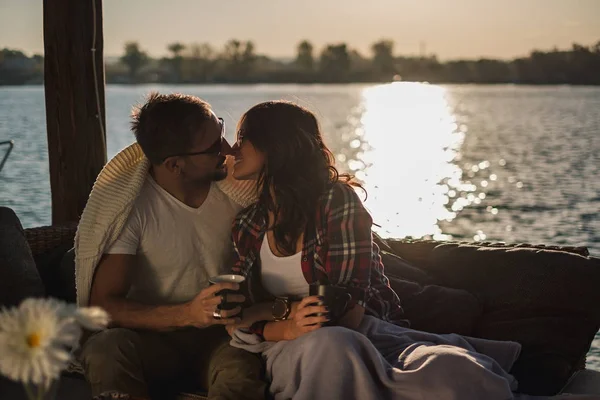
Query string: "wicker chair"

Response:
xmin=24 ymin=222 xmax=78 ymax=256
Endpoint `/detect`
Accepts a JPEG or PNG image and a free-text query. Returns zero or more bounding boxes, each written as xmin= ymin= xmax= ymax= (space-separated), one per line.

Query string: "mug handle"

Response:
xmin=337 ymin=293 xmax=352 ymax=317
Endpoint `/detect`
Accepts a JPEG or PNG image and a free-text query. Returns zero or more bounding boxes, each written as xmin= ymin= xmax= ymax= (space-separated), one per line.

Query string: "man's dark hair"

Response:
xmin=131 ymin=92 xmax=213 ymax=165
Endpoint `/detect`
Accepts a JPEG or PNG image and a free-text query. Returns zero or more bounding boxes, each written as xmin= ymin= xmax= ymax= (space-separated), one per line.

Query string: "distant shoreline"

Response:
xmin=3 ymin=39 xmax=600 ymax=87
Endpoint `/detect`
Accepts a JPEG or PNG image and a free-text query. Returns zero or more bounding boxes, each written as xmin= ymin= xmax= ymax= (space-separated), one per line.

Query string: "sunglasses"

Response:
xmin=162 ymin=118 xmax=225 ymax=162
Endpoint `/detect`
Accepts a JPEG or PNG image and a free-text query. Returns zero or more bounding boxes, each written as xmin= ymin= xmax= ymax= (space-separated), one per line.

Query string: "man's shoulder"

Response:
xmin=125 ymin=176 xmax=160 ymax=221
xmin=131 ymin=175 xmax=161 ymax=206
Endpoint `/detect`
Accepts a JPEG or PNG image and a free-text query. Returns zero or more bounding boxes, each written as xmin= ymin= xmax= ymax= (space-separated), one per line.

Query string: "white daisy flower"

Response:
xmin=0 ymin=298 xmax=82 ymax=387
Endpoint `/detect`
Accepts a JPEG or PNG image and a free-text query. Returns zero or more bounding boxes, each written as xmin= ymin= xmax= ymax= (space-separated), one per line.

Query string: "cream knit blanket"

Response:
xmin=74 ymin=142 xmax=256 ymax=306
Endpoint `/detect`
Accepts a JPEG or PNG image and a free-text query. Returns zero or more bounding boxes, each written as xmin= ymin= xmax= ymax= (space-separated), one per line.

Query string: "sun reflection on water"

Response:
xmin=349 ymin=82 xmax=468 ymax=240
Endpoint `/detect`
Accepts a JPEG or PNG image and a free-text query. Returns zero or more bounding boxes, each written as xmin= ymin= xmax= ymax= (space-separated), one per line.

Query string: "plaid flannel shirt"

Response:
xmin=231 ymin=182 xmax=406 ymax=333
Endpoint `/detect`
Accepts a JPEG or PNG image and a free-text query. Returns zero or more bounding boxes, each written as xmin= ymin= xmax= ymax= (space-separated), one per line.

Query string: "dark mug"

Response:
xmin=308 ymin=283 xmax=352 ymax=326
xmin=208 ymin=274 xmax=245 ymax=316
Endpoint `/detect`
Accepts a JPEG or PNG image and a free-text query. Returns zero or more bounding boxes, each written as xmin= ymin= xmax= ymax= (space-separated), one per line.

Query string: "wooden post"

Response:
xmin=43 ymin=0 xmax=107 ymax=224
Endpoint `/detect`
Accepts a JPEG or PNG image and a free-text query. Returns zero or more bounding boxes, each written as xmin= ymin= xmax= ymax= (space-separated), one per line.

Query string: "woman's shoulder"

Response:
xmin=323 ymin=181 xmax=365 ymax=208
xmin=321 ymin=181 xmax=372 ymax=226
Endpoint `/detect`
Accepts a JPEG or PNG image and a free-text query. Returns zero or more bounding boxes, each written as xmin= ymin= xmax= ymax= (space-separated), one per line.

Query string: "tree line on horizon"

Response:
xmin=1 ymin=38 xmax=600 ymax=85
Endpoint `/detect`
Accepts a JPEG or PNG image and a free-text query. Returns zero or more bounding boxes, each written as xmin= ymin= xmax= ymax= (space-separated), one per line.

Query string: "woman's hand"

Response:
xmin=283 ymin=296 xmax=329 ymax=340
xmin=225 ymin=323 xmax=238 ymax=336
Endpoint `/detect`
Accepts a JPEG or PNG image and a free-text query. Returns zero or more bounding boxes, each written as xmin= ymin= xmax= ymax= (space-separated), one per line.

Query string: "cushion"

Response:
xmin=380 ymin=250 xmax=432 ymax=285
xmin=389 ymin=278 xmax=483 ymax=336
xmin=0 ymin=207 xmax=45 ymax=307
xmin=35 ymin=245 xmax=77 ymax=303
xmin=381 ymin=250 xmax=483 ymax=336
xmin=421 ymin=243 xmax=600 ymax=395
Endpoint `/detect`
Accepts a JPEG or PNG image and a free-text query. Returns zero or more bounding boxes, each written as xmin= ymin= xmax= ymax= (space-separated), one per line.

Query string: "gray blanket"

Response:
xmin=230 ymin=316 xmax=596 ymax=400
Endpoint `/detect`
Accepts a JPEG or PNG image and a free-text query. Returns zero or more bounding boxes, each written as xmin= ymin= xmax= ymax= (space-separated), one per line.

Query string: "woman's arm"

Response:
xmin=262 ymin=320 xmax=294 ymax=341
xmin=226 ymin=298 xmax=318 ymax=337
xmin=226 ymin=301 xmax=273 ymax=337
xmin=263 ymin=296 xmax=328 ymax=341
xmin=323 ymin=184 xmax=374 ymax=316
xmin=262 ymin=299 xmax=364 ymax=339
xmin=246 ymin=301 xmax=363 ymax=339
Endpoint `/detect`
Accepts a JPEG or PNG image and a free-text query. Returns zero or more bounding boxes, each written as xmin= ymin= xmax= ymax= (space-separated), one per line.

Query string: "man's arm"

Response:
xmin=90 ymin=254 xmax=242 ymax=331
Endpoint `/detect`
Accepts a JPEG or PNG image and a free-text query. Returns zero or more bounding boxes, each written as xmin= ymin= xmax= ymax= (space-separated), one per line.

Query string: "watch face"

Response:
xmin=273 ymin=300 xmax=287 ymax=318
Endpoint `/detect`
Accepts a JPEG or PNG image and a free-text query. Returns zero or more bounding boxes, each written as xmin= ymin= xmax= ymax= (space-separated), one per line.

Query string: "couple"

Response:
xmin=76 ymin=93 xmax=523 ymax=400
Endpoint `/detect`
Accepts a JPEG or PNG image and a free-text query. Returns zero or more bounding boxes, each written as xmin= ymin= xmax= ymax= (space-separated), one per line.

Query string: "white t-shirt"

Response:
xmin=107 ymin=176 xmax=242 ymax=305
xmin=260 ymin=234 xmax=309 ymax=298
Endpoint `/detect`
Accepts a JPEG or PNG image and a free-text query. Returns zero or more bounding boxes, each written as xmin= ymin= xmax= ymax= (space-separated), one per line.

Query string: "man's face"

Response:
xmin=175 ymin=112 xmax=232 ymax=186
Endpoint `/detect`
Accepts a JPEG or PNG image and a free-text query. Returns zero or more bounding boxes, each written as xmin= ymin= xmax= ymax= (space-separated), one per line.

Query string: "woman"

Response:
xmin=227 ymin=101 xmax=522 ymax=400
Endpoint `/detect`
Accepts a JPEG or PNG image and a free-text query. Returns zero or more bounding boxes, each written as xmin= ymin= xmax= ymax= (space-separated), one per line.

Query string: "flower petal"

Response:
xmin=74 ymin=307 xmax=110 ymax=330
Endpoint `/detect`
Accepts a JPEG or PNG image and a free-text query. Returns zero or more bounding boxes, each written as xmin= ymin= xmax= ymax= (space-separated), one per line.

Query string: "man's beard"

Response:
xmin=212 ymin=168 xmax=227 ymax=181
xmin=187 ymin=157 xmax=227 ymax=185
xmin=191 ymin=166 xmax=227 ymax=185
xmin=189 ymin=169 xmax=226 ymax=186
xmin=211 ymin=156 xmax=227 ymax=181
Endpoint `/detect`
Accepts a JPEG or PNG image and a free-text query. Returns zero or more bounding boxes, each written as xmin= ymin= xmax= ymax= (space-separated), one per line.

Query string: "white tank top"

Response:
xmin=260 ymin=234 xmax=309 ymax=298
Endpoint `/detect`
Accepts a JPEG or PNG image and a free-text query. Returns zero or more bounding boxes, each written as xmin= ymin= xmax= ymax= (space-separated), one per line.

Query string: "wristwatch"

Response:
xmin=272 ymin=297 xmax=292 ymax=321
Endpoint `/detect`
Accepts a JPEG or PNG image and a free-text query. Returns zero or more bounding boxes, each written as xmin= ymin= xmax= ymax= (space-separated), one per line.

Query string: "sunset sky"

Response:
xmin=1 ymin=0 xmax=599 ymax=60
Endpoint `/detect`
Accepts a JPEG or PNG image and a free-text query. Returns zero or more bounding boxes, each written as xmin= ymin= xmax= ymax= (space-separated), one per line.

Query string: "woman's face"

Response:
xmin=232 ymin=127 xmax=265 ymax=181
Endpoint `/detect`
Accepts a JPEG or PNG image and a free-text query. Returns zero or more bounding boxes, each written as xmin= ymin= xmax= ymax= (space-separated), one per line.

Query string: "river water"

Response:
xmin=1 ymin=83 xmax=599 ymax=370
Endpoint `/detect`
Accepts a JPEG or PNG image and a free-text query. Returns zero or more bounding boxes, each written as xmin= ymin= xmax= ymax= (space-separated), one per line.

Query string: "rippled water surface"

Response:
xmin=1 ymin=84 xmax=599 ymax=369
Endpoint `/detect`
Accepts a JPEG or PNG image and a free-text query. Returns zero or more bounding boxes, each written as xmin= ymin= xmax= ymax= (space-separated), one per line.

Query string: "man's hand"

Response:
xmin=185 ymin=283 xmax=245 ymax=328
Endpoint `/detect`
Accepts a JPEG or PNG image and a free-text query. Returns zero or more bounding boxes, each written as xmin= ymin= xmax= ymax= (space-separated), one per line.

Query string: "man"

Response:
xmin=75 ymin=93 xmax=265 ymax=399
